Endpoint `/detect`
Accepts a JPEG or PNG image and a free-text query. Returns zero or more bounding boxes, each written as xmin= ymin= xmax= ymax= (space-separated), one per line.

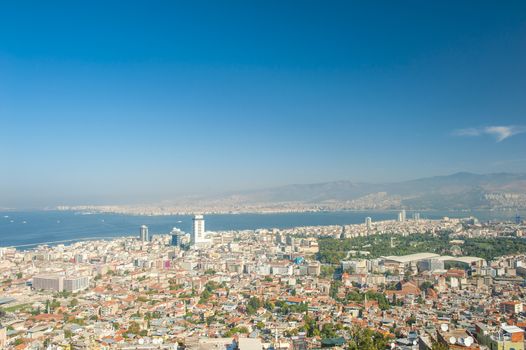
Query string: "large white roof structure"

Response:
xmin=381 ymin=253 xmax=440 ymax=263
xmin=381 ymin=253 xmax=484 ymax=265
xmin=436 ymin=255 xmax=484 ymax=264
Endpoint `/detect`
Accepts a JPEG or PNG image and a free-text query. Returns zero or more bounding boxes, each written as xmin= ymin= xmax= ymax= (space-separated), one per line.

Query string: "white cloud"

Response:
xmin=452 ymin=125 xmax=526 ymax=142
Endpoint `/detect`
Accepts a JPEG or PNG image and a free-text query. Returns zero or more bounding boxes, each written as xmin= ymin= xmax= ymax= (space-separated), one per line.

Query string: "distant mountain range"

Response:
xmin=57 ymin=172 xmax=526 ymax=214
xmin=204 ymin=172 xmax=526 ymax=211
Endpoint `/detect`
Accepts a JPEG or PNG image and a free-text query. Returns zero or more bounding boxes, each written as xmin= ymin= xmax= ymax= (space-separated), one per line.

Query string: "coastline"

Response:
xmin=52 ymin=206 xmax=525 ymax=216
xmin=1 ymin=209 xmax=524 ymax=249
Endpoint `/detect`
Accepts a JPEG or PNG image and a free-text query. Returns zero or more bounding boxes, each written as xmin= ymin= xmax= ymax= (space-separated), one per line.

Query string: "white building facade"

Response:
xmin=191 ymin=214 xmax=206 ymax=245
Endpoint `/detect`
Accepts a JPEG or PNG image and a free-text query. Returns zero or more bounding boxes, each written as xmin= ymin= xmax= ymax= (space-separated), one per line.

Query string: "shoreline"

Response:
xmin=48 ymin=207 xmax=526 ymax=216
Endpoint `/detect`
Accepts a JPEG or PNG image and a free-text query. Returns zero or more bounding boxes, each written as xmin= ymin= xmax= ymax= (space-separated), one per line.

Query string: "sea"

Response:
xmin=0 ymin=209 xmax=524 ymax=249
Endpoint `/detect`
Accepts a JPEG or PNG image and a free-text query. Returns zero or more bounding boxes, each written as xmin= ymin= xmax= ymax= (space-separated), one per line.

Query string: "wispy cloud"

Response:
xmin=452 ymin=125 xmax=526 ymax=142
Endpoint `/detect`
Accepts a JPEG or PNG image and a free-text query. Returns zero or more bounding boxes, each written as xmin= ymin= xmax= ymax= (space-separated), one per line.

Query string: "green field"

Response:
xmin=317 ymin=233 xmax=526 ymax=263
xmin=2 ymin=303 xmax=32 ymax=313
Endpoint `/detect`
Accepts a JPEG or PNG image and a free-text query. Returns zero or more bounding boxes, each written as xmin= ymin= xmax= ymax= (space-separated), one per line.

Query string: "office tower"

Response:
xmin=413 ymin=212 xmax=420 ymax=221
xmin=365 ymin=217 xmax=372 ymax=230
xmin=140 ymin=225 xmax=149 ymax=242
xmin=171 ymin=227 xmax=184 ymax=247
xmin=191 ymin=214 xmax=205 ymax=245
xmin=398 ymin=210 xmax=406 ymax=222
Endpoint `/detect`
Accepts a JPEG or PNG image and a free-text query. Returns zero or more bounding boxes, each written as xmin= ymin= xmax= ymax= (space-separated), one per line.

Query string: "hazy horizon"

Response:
xmin=1 ymin=2 xmax=526 ymax=208
xmin=1 ymin=170 xmax=525 ymax=209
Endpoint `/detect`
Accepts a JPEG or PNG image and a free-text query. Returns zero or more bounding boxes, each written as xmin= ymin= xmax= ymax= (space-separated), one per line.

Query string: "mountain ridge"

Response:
xmin=206 ymin=172 xmax=526 ymax=210
xmin=56 ymin=172 xmax=526 ymax=213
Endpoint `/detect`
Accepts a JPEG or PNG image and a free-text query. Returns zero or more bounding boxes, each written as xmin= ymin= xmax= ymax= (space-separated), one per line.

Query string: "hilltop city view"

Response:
xmin=1 ymin=2 xmax=526 ymax=350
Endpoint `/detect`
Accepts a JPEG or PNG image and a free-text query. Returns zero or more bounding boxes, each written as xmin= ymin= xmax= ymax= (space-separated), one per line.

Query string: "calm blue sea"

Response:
xmin=0 ymin=210 xmax=523 ymax=248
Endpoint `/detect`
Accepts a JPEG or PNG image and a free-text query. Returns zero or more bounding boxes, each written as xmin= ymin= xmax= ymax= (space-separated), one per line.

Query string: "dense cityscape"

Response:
xmin=3 ymin=1 xmax=526 ymax=350
xmin=1 ymin=212 xmax=526 ymax=349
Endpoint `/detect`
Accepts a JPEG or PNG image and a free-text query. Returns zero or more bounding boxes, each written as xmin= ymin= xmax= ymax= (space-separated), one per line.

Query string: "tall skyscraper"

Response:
xmin=191 ymin=214 xmax=205 ymax=245
xmin=398 ymin=210 xmax=406 ymax=222
xmin=171 ymin=227 xmax=184 ymax=247
xmin=365 ymin=217 xmax=372 ymax=230
xmin=140 ymin=225 xmax=149 ymax=242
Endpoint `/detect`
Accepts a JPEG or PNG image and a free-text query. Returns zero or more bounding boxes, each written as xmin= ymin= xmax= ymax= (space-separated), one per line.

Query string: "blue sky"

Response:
xmin=1 ymin=1 xmax=526 ymax=207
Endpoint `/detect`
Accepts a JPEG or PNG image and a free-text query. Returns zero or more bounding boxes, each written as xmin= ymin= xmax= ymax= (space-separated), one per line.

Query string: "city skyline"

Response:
xmin=3 ymin=3 xmax=526 ymax=350
xmin=1 ymin=1 xmax=526 ymax=207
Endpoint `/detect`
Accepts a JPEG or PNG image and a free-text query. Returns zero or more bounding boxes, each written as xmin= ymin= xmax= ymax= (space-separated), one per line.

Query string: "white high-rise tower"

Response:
xmin=398 ymin=210 xmax=406 ymax=222
xmin=365 ymin=217 xmax=372 ymax=230
xmin=191 ymin=215 xmax=205 ymax=244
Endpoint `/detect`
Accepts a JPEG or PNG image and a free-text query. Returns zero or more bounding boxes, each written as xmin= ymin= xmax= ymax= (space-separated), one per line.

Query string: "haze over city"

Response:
xmin=1 ymin=1 xmax=526 ymax=208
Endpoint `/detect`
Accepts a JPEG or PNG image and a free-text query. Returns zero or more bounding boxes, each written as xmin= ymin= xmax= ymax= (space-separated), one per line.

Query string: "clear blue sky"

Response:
xmin=1 ymin=1 xmax=526 ymax=207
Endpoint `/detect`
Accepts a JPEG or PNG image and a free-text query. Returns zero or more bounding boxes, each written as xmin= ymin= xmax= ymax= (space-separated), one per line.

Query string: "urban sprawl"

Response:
xmin=1 ymin=212 xmax=526 ymax=350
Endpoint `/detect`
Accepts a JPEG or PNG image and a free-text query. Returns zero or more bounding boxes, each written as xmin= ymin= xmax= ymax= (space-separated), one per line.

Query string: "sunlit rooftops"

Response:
xmin=501 ymin=324 xmax=524 ymax=334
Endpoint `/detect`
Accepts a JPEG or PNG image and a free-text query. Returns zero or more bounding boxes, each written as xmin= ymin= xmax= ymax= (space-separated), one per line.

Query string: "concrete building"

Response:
xmin=32 ymin=275 xmax=64 ymax=292
xmin=140 ymin=225 xmax=149 ymax=242
xmin=64 ymin=276 xmax=90 ymax=292
xmin=191 ymin=214 xmax=206 ymax=245
xmin=476 ymin=323 xmax=525 ymax=350
xmin=398 ymin=209 xmax=406 ymax=222
xmin=33 ymin=274 xmax=89 ymax=292
xmin=0 ymin=326 xmax=6 ymax=348
xmin=500 ymin=301 xmax=523 ymax=315
xmin=417 ymin=258 xmax=445 ymax=272
xmin=436 ymin=327 xmax=479 ymax=349
xmin=307 ymin=261 xmax=321 ymax=276
xmin=365 ymin=217 xmax=372 ymax=230
xmin=171 ymin=227 xmax=185 ymax=247
xmin=381 ymin=253 xmax=440 ymax=274
xmin=238 ymin=338 xmax=263 ymax=350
